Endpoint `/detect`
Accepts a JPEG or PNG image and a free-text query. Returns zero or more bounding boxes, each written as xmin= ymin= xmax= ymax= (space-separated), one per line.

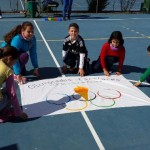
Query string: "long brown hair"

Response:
xmin=4 ymin=21 xmax=34 ymax=45
xmin=0 ymin=46 xmax=19 ymax=59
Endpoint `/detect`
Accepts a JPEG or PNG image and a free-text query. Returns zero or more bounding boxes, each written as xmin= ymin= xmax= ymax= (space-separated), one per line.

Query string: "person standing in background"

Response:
xmin=0 ymin=7 xmax=2 ymax=19
xmin=62 ymin=0 xmax=73 ymax=20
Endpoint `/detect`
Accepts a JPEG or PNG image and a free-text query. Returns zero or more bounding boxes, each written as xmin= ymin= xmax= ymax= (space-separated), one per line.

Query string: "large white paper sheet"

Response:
xmin=20 ymin=75 xmax=150 ymax=118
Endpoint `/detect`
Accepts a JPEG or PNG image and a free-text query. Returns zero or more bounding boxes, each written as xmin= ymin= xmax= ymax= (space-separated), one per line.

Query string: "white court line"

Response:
xmin=20 ymin=0 xmax=25 ymax=10
xmin=34 ymin=20 xmax=105 ymax=150
xmin=81 ymin=111 xmax=105 ymax=150
xmin=33 ymin=20 xmax=63 ymax=76
xmin=122 ymin=26 xmax=147 ymax=39
xmin=39 ymin=36 xmax=150 ymax=41
xmin=73 ymin=2 xmax=81 ymax=7
xmin=0 ymin=36 xmax=149 ymax=43
xmin=77 ymin=18 xmax=150 ymax=21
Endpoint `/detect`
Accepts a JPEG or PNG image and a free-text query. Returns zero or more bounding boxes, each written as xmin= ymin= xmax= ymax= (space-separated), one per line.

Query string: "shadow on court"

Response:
xmin=25 ymin=67 xmax=61 ymax=82
xmin=113 ymin=65 xmax=147 ymax=74
xmin=20 ymin=94 xmax=81 ymax=118
xmin=0 ymin=144 xmax=19 ymax=150
xmin=71 ymin=15 xmax=109 ymax=20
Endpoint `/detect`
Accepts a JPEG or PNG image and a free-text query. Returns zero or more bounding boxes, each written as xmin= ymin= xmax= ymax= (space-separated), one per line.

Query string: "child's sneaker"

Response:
xmin=61 ymin=66 xmax=68 ymax=74
xmin=69 ymin=67 xmax=75 ymax=72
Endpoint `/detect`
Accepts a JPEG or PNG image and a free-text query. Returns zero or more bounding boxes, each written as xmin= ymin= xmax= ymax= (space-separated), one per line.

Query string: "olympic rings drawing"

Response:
xmin=46 ymin=93 xmax=71 ymax=106
xmin=90 ymin=99 xmax=116 ymax=108
xmin=72 ymin=91 xmax=96 ymax=101
xmin=65 ymin=100 xmax=88 ymax=111
xmin=46 ymin=89 xmax=122 ymax=111
xmin=89 ymin=89 xmax=120 ymax=107
xmin=97 ymin=89 xmax=121 ymax=99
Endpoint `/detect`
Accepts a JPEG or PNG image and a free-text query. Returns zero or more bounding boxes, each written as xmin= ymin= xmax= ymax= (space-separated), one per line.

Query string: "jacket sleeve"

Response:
xmin=140 ymin=67 xmax=150 ymax=82
xmin=63 ymin=38 xmax=68 ymax=51
xmin=11 ymin=35 xmax=22 ymax=51
xmin=100 ymin=42 xmax=108 ymax=69
xmin=0 ymin=42 xmax=7 ymax=48
xmin=12 ymin=60 xmax=21 ymax=75
xmin=29 ymin=36 xmax=38 ymax=69
xmin=11 ymin=36 xmax=22 ymax=75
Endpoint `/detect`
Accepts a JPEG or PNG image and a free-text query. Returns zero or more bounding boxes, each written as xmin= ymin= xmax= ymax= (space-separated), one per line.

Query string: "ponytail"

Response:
xmin=4 ymin=21 xmax=34 ymax=45
xmin=3 ymin=24 xmax=22 ymax=45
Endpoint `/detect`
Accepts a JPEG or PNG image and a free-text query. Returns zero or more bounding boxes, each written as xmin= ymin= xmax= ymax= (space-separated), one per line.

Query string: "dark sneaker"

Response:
xmin=63 ymin=17 xmax=66 ymax=21
xmin=68 ymin=16 xmax=70 ymax=20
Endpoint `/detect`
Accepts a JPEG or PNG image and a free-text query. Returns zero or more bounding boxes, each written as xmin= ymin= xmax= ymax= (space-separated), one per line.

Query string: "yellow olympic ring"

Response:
xmin=65 ymin=100 xmax=88 ymax=111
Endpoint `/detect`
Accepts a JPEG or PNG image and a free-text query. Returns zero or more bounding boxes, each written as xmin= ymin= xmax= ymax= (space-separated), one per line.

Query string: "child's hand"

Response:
xmin=33 ymin=68 xmax=40 ymax=77
xmin=14 ymin=75 xmax=26 ymax=84
xmin=103 ymin=70 xmax=110 ymax=76
xmin=62 ymin=66 xmax=68 ymax=74
xmin=134 ymin=81 xmax=141 ymax=87
xmin=78 ymin=68 xmax=85 ymax=77
xmin=116 ymin=71 xmax=121 ymax=75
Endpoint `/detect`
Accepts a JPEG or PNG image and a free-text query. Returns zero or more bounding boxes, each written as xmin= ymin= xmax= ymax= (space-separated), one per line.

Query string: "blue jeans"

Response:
xmin=62 ymin=0 xmax=73 ymax=18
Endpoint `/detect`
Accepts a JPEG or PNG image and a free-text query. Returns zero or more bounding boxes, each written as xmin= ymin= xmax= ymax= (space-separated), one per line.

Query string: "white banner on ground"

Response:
xmin=20 ymin=75 xmax=150 ymax=118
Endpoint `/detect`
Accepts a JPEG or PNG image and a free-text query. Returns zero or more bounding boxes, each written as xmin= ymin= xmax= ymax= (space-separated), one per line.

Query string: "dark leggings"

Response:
xmin=92 ymin=56 xmax=119 ymax=73
xmin=63 ymin=52 xmax=88 ymax=71
xmin=13 ymin=52 xmax=29 ymax=75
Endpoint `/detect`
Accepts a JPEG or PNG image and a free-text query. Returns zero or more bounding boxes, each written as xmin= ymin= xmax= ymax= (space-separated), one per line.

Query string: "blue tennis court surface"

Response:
xmin=0 ymin=0 xmax=143 ymax=12
xmin=0 ymin=10 xmax=150 ymax=150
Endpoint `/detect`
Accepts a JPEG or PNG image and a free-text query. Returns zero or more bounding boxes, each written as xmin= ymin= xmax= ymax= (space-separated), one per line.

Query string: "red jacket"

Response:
xmin=100 ymin=42 xmax=125 ymax=71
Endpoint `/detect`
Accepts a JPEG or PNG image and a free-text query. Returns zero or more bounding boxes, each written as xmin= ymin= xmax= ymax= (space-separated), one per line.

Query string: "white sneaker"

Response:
xmin=0 ymin=15 xmax=2 ymax=19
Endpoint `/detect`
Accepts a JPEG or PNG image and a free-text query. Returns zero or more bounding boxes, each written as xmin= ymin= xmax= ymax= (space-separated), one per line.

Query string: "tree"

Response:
xmin=87 ymin=0 xmax=109 ymax=13
xmin=120 ymin=0 xmax=137 ymax=12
